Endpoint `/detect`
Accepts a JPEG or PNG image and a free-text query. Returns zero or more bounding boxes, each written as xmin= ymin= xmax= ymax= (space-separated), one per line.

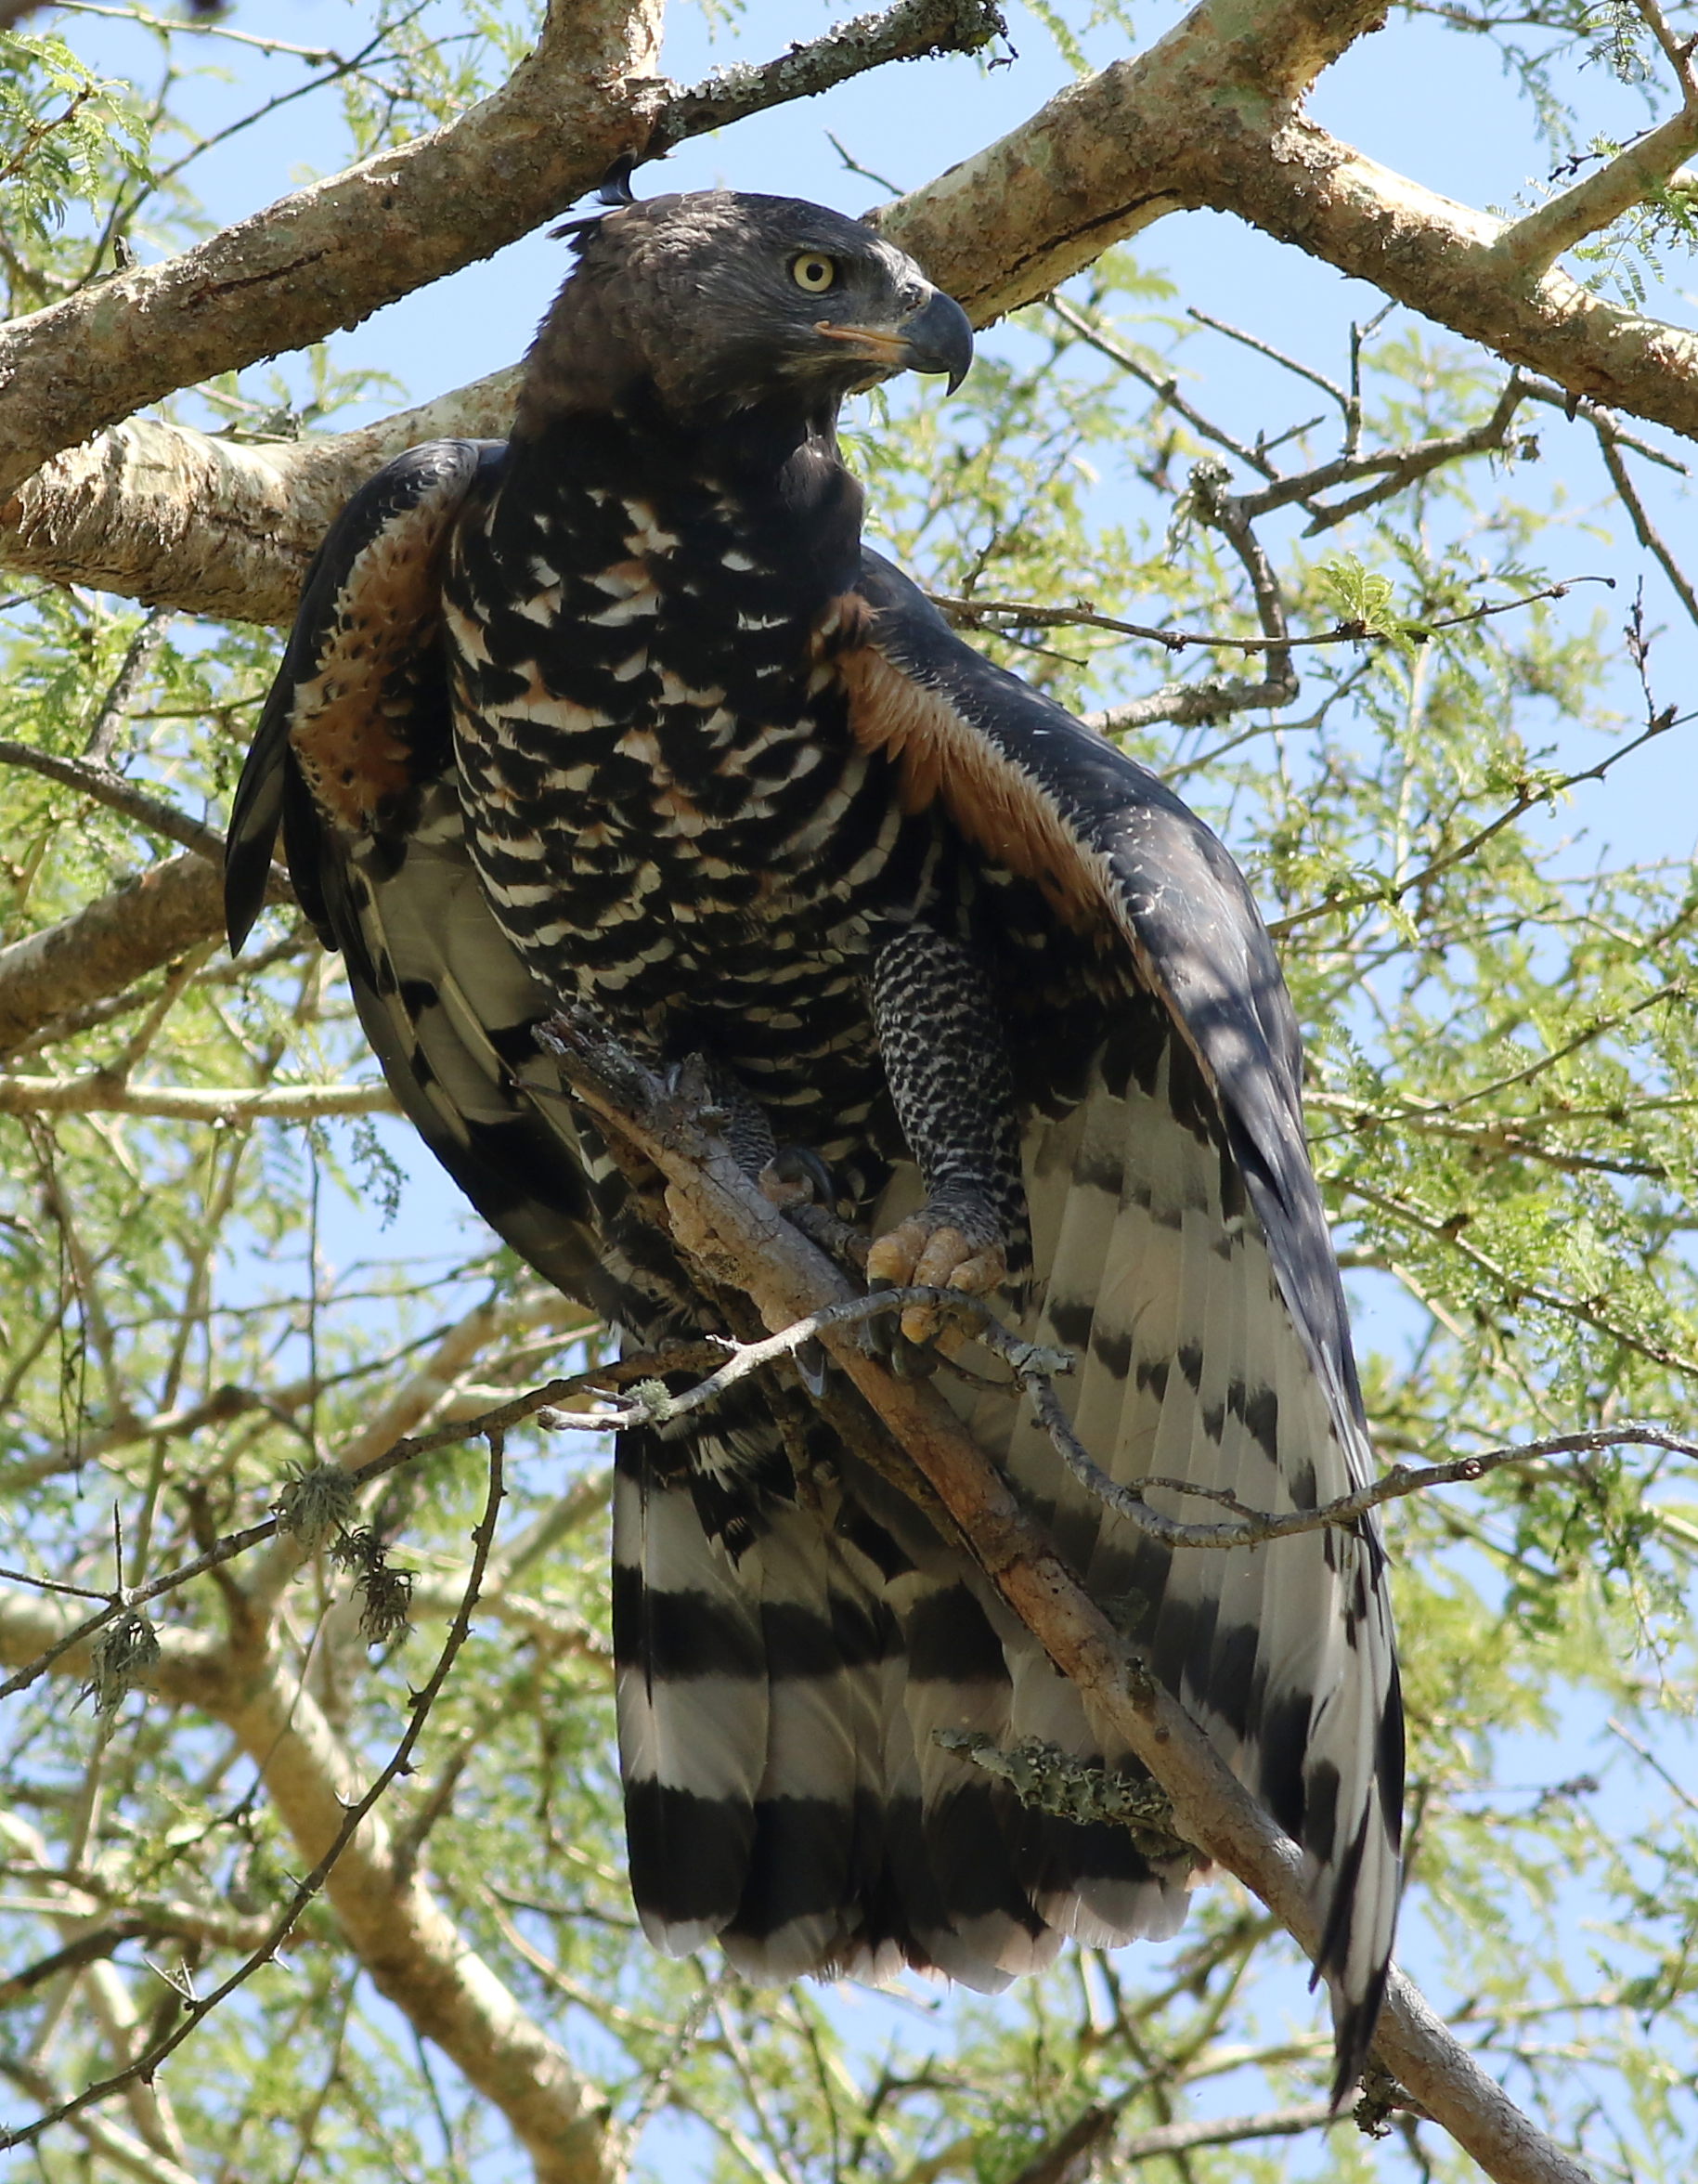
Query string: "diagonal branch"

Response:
xmin=0 ymin=851 xmax=289 ymax=1064
xmin=875 ymin=0 xmax=1698 ymax=440
xmin=538 ymin=1008 xmax=1596 ymax=2184
xmin=1495 ymin=0 xmax=1698 ymax=275
xmin=0 ymin=1450 xmax=618 ymax=2184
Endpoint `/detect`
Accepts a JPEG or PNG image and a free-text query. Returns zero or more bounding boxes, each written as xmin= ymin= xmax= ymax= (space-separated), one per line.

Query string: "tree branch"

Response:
xmin=0 ymin=1072 xmax=396 ymax=1121
xmin=0 ymin=1444 xmax=619 ymax=2184
xmin=875 ymin=0 xmax=1698 ymax=440
xmin=0 ymin=0 xmax=1006 ymax=508
xmin=0 ymin=376 xmax=523 ymax=624
xmin=0 ymin=737 xmax=227 ymax=859
xmin=0 ymin=852 xmax=287 ymax=1064
xmin=536 ymin=1007 xmax=1597 ymax=2184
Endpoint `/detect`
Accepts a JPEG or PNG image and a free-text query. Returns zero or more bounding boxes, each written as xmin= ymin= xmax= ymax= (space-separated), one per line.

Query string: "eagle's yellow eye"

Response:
xmin=790 ymin=254 xmax=837 ymax=294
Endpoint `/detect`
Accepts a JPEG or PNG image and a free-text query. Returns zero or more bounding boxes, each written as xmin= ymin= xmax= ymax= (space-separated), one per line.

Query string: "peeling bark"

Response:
xmin=875 ymin=0 xmax=1698 ymax=432
xmin=0 ymin=372 xmax=519 ymax=626
xmin=0 ymin=0 xmax=1005 ymax=509
xmin=6 ymin=0 xmax=1697 ymax=630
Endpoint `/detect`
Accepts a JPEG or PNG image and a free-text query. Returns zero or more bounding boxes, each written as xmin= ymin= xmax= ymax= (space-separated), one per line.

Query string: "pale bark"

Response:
xmin=876 ymin=0 xmax=1698 ymax=436
xmin=0 ymin=0 xmax=667 ymax=506
xmin=0 ymin=1072 xmax=395 ymax=1119
xmin=7 ymin=0 xmax=1698 ymax=628
xmin=0 ymin=373 xmax=518 ymax=626
xmin=0 ymin=854 xmax=230 ymax=1061
xmin=0 ymin=0 xmax=1005 ymax=508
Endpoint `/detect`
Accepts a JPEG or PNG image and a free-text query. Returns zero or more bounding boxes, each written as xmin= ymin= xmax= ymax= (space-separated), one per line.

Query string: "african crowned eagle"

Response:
xmin=225 ymin=187 xmax=1403 ymax=2095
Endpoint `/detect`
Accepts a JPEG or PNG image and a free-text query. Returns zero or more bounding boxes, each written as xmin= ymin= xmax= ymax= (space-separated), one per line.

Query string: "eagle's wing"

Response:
xmin=225 ymin=454 xmax=932 ymax=2004
xmin=842 ymin=549 xmax=1403 ymax=2095
xmin=225 ymin=440 xmax=616 ymax=1318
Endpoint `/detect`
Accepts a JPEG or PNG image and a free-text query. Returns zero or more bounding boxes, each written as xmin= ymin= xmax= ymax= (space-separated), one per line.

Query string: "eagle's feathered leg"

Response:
xmin=865 ymin=922 xmax=1030 ymax=1347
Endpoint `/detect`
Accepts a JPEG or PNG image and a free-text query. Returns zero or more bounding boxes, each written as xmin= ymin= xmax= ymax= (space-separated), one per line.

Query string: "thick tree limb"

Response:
xmin=540 ymin=1010 xmax=1596 ymax=2184
xmin=0 ymin=0 xmax=1006 ymax=508
xmin=13 ymin=0 xmax=1693 ymax=633
xmin=0 ymin=1072 xmax=395 ymax=1121
xmin=0 ymin=854 xmax=232 ymax=1063
xmin=0 ymin=372 xmax=520 ymax=626
xmin=0 ymin=0 xmax=665 ymax=506
xmin=875 ymin=0 xmax=1698 ymax=438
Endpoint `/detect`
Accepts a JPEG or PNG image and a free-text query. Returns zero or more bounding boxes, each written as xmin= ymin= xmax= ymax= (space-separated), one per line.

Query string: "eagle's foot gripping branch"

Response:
xmin=866 ymin=1197 xmax=1008 ymax=1351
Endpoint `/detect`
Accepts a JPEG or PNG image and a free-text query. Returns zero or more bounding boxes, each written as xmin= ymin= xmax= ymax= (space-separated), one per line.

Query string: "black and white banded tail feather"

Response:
xmin=613 ymin=1374 xmax=1202 ymax=1993
xmin=847 ymin=554 xmax=1404 ymax=2098
xmin=222 ymin=438 xmax=621 ymax=1322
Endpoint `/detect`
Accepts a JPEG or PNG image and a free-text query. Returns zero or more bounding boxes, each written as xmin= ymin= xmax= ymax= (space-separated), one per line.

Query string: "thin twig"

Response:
xmin=1027 ymin=1399 xmax=1698 ymax=1551
xmin=1268 ymin=695 xmax=1678 ymax=937
xmin=1045 ymin=295 xmax=1276 ymax=482
xmin=50 ymin=0 xmax=344 ymax=62
xmin=0 ymin=740 xmax=227 ymax=863
xmin=1593 ymin=428 xmax=1698 ymax=631
xmin=83 ymin=609 xmax=171 ymax=766
xmin=0 ymin=1373 xmax=609 ymax=1700
xmin=930 ymin=576 xmax=1611 ymax=653
xmin=1186 ymin=305 xmax=1351 ymax=419
xmin=1605 ymin=1716 xmax=1698 ymax=1819
xmin=0 ymin=1438 xmax=505 ymax=2155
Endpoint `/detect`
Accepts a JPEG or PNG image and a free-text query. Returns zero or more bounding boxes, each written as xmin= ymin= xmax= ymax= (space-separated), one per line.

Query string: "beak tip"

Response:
xmin=902 ymin=288 xmax=975 ymax=395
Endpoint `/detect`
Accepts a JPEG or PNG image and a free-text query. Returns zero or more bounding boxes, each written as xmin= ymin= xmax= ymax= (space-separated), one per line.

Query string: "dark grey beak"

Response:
xmin=900 ymin=288 xmax=974 ymax=394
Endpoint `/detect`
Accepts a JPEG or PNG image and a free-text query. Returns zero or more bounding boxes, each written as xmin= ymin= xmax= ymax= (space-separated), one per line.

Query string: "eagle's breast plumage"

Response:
xmin=225 ymin=187 xmax=1403 ymax=2101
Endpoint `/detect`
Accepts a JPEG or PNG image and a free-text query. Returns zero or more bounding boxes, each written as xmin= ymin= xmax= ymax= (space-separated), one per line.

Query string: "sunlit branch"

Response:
xmin=1496 ymin=0 xmax=1698 ymax=274
xmin=0 ymin=852 xmax=291 ymax=1065
xmin=1345 ymin=1174 xmax=1698 ymax=1379
xmin=931 ymin=576 xmax=1609 ymax=653
xmin=0 ymin=1073 xmax=396 ymax=1122
xmin=532 ymin=1002 xmax=1598 ymax=2184
xmin=51 ymin=0 xmax=346 ymax=64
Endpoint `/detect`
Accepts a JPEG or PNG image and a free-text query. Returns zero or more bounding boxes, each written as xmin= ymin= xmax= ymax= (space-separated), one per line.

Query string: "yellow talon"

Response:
xmin=868 ymin=1216 xmax=1006 ymax=1344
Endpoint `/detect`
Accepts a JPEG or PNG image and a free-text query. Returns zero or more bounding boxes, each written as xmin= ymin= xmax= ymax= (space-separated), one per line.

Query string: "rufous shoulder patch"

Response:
xmin=290 ymin=474 xmax=466 ymax=829
xmin=838 ymin=641 xmax=1113 ymax=935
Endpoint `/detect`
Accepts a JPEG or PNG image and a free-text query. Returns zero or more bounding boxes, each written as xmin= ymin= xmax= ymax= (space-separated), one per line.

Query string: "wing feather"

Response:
xmin=849 ymin=550 xmax=1401 ymax=2095
xmin=223 ymin=440 xmax=623 ymax=1317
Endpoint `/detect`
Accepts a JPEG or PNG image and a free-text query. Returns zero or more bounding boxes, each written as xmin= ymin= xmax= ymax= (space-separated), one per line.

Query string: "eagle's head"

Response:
xmin=517 ymin=189 xmax=973 ymax=434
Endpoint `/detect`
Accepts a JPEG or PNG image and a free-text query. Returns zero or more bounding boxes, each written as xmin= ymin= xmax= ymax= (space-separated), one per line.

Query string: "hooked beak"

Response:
xmin=813 ymin=286 xmax=975 ymax=395
xmin=898 ymin=286 xmax=974 ymax=393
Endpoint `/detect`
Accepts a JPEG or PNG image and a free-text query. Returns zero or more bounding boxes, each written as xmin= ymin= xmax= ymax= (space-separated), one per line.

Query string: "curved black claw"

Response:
xmin=761 ymin=1146 xmax=837 ymax=1209
xmin=864 ymin=1278 xmax=940 ymax=1379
